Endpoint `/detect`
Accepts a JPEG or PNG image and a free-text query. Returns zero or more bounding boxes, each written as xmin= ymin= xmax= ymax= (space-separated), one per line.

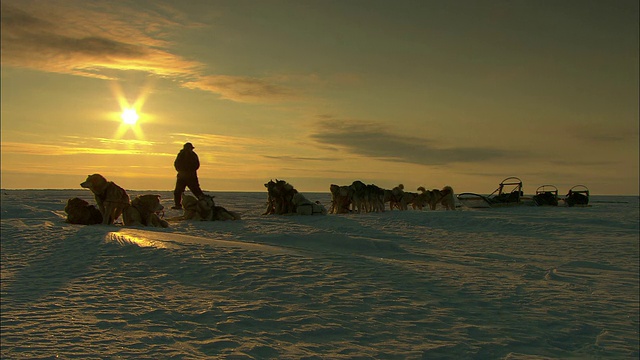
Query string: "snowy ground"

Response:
xmin=1 ymin=190 xmax=638 ymax=359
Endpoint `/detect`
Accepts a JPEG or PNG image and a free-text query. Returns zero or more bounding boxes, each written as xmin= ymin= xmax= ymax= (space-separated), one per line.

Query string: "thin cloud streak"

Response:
xmin=1 ymin=141 xmax=174 ymax=157
xmin=262 ymin=155 xmax=339 ymax=162
xmin=182 ymin=75 xmax=298 ymax=103
xmin=567 ymin=126 xmax=640 ymax=143
xmin=170 ymin=133 xmax=269 ymax=149
xmin=310 ymin=119 xmax=517 ymax=166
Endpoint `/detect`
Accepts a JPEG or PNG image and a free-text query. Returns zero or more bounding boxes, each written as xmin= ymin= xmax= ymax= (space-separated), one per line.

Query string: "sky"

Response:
xmin=1 ymin=0 xmax=638 ymax=194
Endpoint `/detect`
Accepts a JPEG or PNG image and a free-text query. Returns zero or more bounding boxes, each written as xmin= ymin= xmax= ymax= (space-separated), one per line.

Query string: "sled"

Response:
xmin=533 ymin=185 xmax=559 ymax=206
xmin=457 ymin=177 xmax=534 ymax=208
xmin=563 ymin=185 xmax=590 ymax=207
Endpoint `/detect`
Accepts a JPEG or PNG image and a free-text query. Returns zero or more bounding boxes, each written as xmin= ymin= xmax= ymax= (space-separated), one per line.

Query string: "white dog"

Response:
xmin=292 ymin=193 xmax=327 ymax=215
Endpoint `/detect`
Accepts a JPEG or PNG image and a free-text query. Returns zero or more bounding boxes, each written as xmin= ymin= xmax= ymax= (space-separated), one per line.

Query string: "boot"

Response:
xmin=172 ymin=192 xmax=182 ymax=210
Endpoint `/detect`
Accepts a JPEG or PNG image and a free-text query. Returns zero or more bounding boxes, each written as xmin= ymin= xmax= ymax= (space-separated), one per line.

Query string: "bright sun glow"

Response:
xmin=111 ymin=81 xmax=153 ymax=140
xmin=121 ymin=109 xmax=139 ymax=125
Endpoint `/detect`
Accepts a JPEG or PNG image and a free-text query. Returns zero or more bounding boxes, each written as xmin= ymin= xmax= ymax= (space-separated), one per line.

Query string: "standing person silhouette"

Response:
xmin=172 ymin=142 xmax=205 ymax=209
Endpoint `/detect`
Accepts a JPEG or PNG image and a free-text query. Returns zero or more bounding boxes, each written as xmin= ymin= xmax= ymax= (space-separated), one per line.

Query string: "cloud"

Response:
xmin=1 ymin=138 xmax=173 ymax=157
xmin=1 ymin=1 xmax=201 ymax=79
xmin=0 ymin=1 xmax=299 ymax=104
xmin=182 ymin=75 xmax=298 ymax=103
xmin=309 ymin=118 xmax=515 ymax=166
xmin=262 ymin=155 xmax=339 ymax=162
xmin=567 ymin=126 xmax=639 ymax=143
xmin=170 ymin=132 xmax=268 ymax=149
xmin=2 ymin=141 xmax=139 ymax=156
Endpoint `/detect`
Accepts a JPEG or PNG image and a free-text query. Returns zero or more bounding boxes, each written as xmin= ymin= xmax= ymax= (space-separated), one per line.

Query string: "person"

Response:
xmin=172 ymin=142 xmax=205 ymax=209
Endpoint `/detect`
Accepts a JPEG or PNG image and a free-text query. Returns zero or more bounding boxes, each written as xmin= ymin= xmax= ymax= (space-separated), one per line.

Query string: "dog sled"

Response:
xmin=457 ymin=177 xmax=534 ymax=208
xmin=563 ymin=185 xmax=590 ymax=207
xmin=533 ymin=185 xmax=559 ymax=206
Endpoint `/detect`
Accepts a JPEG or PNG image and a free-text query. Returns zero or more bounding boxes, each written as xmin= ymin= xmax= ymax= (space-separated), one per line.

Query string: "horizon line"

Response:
xmin=1 ymin=188 xmax=639 ymax=197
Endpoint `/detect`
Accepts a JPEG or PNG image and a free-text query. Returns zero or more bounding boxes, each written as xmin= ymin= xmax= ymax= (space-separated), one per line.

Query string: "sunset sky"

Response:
xmin=1 ymin=0 xmax=638 ymax=194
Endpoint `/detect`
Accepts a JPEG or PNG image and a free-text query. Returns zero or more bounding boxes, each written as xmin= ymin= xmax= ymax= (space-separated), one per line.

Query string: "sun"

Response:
xmin=121 ymin=108 xmax=139 ymax=125
xmin=110 ymin=81 xmax=153 ymax=140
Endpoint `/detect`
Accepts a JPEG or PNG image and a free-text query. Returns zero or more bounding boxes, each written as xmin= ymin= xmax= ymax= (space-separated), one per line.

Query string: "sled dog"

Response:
xmin=123 ymin=194 xmax=169 ymax=228
xmin=64 ymin=197 xmax=103 ymax=225
xmin=80 ymin=174 xmax=130 ymax=225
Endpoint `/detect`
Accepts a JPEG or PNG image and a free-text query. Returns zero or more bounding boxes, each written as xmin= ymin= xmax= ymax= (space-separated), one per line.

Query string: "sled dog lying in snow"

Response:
xmin=181 ymin=194 xmax=241 ymax=221
xmin=263 ymin=179 xmax=326 ymax=215
xmin=80 ymin=174 xmax=130 ymax=225
xmin=123 ymin=194 xmax=169 ymax=228
xmin=64 ymin=197 xmax=103 ymax=225
xmin=292 ymin=192 xmax=327 ymax=215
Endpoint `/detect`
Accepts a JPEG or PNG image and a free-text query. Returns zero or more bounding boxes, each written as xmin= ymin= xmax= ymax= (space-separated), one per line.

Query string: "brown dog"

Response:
xmin=64 ymin=197 xmax=103 ymax=225
xmin=80 ymin=174 xmax=130 ymax=225
xmin=123 ymin=194 xmax=169 ymax=228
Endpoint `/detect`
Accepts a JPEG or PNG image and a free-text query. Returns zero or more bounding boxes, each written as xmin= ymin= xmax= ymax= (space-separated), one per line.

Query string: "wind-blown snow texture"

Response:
xmin=1 ymin=190 xmax=638 ymax=359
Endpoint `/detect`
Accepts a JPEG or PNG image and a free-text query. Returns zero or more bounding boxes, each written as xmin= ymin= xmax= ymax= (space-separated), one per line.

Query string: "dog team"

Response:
xmin=65 ymin=142 xmax=242 ymax=226
xmin=64 ymin=173 xmax=241 ymax=226
xmin=329 ymin=181 xmax=455 ymax=214
xmin=65 ymin=175 xmax=455 ymax=227
xmin=64 ymin=143 xmax=454 ymax=226
xmin=267 ymin=179 xmax=454 ymax=216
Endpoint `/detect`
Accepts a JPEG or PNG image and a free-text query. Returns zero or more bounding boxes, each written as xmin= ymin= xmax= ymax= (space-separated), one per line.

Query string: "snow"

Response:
xmin=1 ymin=190 xmax=638 ymax=359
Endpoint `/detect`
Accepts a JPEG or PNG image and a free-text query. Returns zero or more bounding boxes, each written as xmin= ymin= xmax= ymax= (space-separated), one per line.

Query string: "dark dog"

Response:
xmin=350 ymin=180 xmax=368 ymax=213
xmin=329 ymin=184 xmax=353 ymax=214
xmin=364 ymin=184 xmax=385 ymax=213
xmin=264 ymin=179 xmax=297 ymax=215
xmin=386 ymin=184 xmax=405 ymax=210
xmin=64 ymin=197 xmax=103 ymax=225
xmin=412 ymin=187 xmax=429 ymax=210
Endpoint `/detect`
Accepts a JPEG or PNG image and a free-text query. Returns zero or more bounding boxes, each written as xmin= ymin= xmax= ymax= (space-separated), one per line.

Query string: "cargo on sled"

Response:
xmin=457 ymin=177 xmax=535 ymax=208
xmin=563 ymin=185 xmax=590 ymax=207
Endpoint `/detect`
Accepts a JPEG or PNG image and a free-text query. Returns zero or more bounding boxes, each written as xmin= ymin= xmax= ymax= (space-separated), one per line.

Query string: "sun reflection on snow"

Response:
xmin=105 ymin=231 xmax=179 ymax=249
